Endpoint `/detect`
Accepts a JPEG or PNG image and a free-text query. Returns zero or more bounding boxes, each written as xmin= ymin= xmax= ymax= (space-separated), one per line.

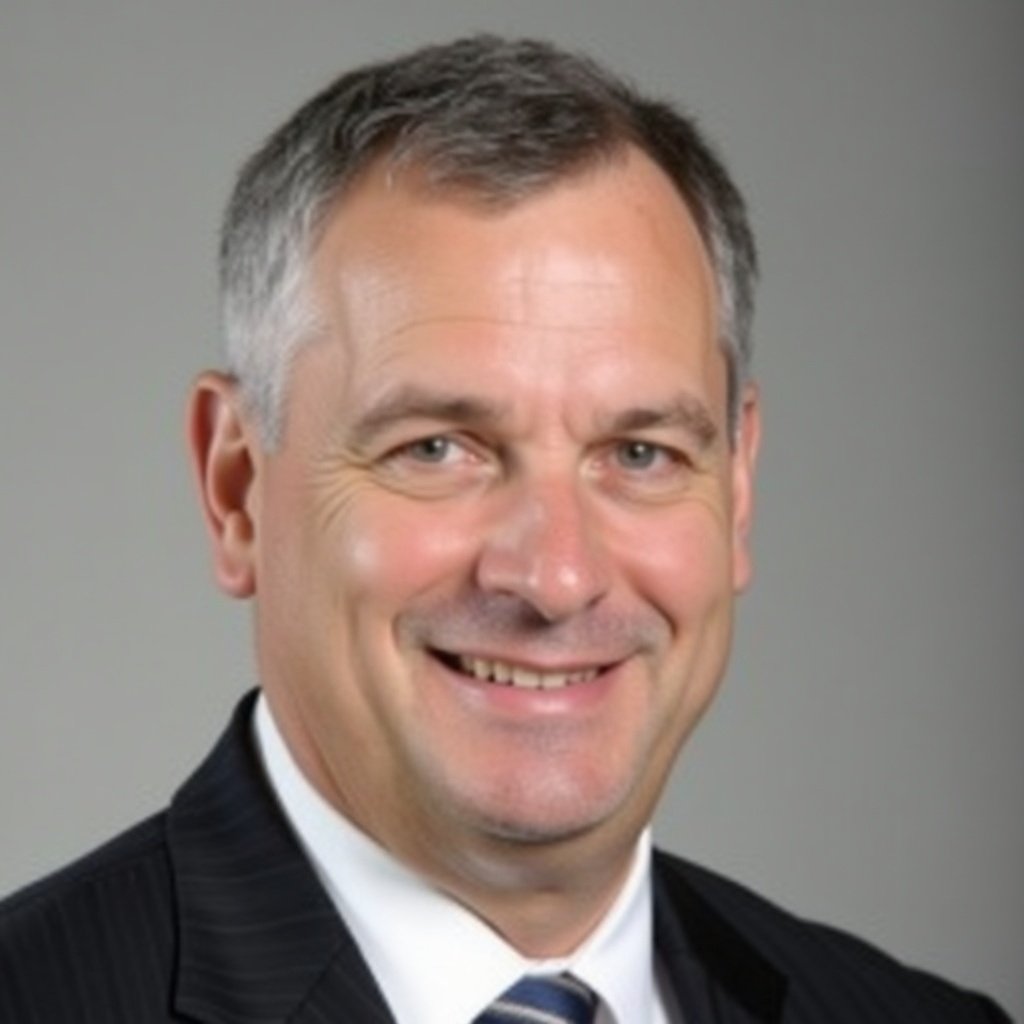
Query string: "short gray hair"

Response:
xmin=220 ymin=35 xmax=758 ymax=445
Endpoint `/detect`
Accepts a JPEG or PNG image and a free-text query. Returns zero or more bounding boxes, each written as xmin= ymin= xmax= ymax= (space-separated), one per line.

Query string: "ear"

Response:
xmin=186 ymin=372 xmax=260 ymax=598
xmin=730 ymin=382 xmax=762 ymax=593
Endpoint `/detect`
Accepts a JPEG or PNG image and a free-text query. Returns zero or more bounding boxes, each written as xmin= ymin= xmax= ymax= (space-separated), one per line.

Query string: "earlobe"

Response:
xmin=731 ymin=382 xmax=761 ymax=593
xmin=186 ymin=372 xmax=259 ymax=598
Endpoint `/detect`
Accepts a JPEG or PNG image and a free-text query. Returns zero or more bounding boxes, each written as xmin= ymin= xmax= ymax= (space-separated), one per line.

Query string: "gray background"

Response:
xmin=2 ymin=2 xmax=1021 ymax=1017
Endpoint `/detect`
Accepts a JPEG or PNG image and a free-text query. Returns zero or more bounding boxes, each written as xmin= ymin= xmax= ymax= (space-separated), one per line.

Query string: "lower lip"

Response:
xmin=430 ymin=653 xmax=622 ymax=717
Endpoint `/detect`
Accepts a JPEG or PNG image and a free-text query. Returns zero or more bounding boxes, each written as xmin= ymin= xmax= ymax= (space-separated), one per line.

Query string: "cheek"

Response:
xmin=618 ymin=504 xmax=734 ymax=622
xmin=339 ymin=497 xmax=482 ymax=608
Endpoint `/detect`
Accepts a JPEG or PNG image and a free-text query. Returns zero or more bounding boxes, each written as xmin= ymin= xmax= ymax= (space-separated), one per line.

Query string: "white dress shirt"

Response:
xmin=254 ymin=694 xmax=678 ymax=1022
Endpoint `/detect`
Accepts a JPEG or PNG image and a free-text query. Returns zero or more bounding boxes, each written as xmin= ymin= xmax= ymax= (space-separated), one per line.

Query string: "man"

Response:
xmin=0 ymin=35 xmax=1010 ymax=1023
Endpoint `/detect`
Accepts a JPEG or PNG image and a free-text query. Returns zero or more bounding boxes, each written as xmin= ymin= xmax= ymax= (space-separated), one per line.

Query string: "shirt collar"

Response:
xmin=254 ymin=693 xmax=657 ymax=1023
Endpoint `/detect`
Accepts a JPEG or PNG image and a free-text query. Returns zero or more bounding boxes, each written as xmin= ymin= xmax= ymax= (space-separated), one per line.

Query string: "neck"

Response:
xmin=407 ymin=827 xmax=643 ymax=958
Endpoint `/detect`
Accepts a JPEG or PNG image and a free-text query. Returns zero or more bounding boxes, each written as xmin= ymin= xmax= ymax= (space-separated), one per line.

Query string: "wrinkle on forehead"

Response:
xmin=325 ymin=257 xmax=712 ymax=372
xmin=311 ymin=148 xmax=717 ymax=351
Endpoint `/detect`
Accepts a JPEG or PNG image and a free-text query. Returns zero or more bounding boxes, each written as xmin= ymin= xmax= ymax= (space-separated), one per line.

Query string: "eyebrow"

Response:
xmin=349 ymin=386 xmax=510 ymax=448
xmin=348 ymin=385 xmax=719 ymax=452
xmin=602 ymin=394 xmax=720 ymax=451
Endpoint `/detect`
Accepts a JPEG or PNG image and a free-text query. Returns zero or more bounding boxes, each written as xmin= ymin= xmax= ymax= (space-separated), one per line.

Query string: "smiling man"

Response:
xmin=0 ymin=35 xmax=1010 ymax=1024
xmin=200 ymin=146 xmax=753 ymax=973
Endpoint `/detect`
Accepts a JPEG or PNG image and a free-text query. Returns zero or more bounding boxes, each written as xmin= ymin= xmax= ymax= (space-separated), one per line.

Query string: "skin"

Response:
xmin=189 ymin=148 xmax=760 ymax=956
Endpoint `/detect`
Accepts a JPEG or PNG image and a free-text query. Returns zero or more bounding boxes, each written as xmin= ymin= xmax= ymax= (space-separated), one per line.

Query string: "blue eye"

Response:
xmin=379 ymin=433 xmax=494 ymax=497
xmin=405 ymin=436 xmax=453 ymax=463
xmin=615 ymin=440 xmax=662 ymax=470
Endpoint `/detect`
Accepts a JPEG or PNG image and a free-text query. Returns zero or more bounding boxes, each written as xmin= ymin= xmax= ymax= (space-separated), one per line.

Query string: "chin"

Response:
xmin=449 ymin=768 xmax=637 ymax=848
xmin=473 ymin=813 xmax=605 ymax=847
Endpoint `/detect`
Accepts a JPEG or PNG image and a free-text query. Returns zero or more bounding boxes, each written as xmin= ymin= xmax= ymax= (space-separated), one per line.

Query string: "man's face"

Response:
xmin=239 ymin=150 xmax=758 ymax=879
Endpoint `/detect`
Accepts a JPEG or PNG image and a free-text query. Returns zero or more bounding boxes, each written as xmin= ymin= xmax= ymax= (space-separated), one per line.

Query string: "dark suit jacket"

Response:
xmin=0 ymin=693 xmax=1011 ymax=1022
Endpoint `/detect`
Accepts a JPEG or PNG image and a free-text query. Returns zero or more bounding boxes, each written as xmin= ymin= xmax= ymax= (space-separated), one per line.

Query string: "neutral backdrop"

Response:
xmin=2 ymin=2 xmax=1021 ymax=1017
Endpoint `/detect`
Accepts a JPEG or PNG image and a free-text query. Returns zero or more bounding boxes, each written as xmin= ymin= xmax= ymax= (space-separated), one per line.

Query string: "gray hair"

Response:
xmin=220 ymin=35 xmax=758 ymax=446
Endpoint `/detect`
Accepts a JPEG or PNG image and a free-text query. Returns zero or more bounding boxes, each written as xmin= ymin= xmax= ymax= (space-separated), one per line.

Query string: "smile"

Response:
xmin=437 ymin=651 xmax=604 ymax=690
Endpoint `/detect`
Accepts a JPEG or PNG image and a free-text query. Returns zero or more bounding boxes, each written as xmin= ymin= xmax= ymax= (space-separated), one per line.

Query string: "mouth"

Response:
xmin=431 ymin=649 xmax=608 ymax=691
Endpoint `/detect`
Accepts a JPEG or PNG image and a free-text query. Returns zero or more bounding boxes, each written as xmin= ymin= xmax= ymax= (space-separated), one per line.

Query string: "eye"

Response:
xmin=373 ymin=433 xmax=493 ymax=498
xmin=615 ymin=440 xmax=665 ymax=471
xmin=613 ymin=439 xmax=689 ymax=475
xmin=403 ymin=436 xmax=457 ymax=464
xmin=591 ymin=438 xmax=696 ymax=502
xmin=380 ymin=432 xmax=491 ymax=479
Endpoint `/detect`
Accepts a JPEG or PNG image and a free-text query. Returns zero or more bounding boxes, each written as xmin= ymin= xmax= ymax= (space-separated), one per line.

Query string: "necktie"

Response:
xmin=473 ymin=973 xmax=598 ymax=1023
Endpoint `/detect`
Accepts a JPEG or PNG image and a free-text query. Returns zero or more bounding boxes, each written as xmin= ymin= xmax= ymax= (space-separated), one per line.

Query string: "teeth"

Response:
xmin=457 ymin=655 xmax=599 ymax=689
xmin=511 ymin=668 xmax=541 ymax=689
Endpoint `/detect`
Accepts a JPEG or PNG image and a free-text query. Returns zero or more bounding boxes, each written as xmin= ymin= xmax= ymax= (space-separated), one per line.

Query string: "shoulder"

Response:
xmin=654 ymin=850 xmax=1010 ymax=1022
xmin=0 ymin=814 xmax=176 ymax=1020
xmin=0 ymin=812 xmax=172 ymax=926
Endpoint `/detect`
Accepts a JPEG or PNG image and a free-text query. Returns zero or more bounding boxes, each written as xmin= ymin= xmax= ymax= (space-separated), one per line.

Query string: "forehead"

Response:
xmin=304 ymin=148 xmax=722 ymax=411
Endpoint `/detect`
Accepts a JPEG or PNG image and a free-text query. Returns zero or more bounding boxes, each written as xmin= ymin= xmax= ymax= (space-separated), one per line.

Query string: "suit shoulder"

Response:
xmin=655 ymin=851 xmax=1011 ymax=1022
xmin=0 ymin=811 xmax=170 ymax=922
xmin=0 ymin=813 xmax=177 ymax=1018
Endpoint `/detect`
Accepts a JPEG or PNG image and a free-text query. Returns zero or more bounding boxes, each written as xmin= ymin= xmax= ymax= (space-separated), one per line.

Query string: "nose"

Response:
xmin=474 ymin=475 xmax=611 ymax=622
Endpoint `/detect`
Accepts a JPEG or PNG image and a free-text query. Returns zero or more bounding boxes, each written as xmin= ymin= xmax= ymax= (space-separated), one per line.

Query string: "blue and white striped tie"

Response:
xmin=473 ymin=973 xmax=598 ymax=1023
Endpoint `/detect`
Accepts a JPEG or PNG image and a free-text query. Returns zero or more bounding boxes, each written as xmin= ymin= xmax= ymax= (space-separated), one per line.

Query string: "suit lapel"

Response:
xmin=167 ymin=692 xmax=395 ymax=1024
xmin=653 ymin=852 xmax=787 ymax=1024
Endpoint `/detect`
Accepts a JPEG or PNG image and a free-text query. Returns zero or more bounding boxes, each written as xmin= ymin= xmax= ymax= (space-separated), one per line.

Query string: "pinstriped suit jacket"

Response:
xmin=0 ymin=692 xmax=1011 ymax=1022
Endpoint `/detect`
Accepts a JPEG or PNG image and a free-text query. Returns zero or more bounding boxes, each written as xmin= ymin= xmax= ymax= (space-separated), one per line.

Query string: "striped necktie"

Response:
xmin=473 ymin=973 xmax=598 ymax=1023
